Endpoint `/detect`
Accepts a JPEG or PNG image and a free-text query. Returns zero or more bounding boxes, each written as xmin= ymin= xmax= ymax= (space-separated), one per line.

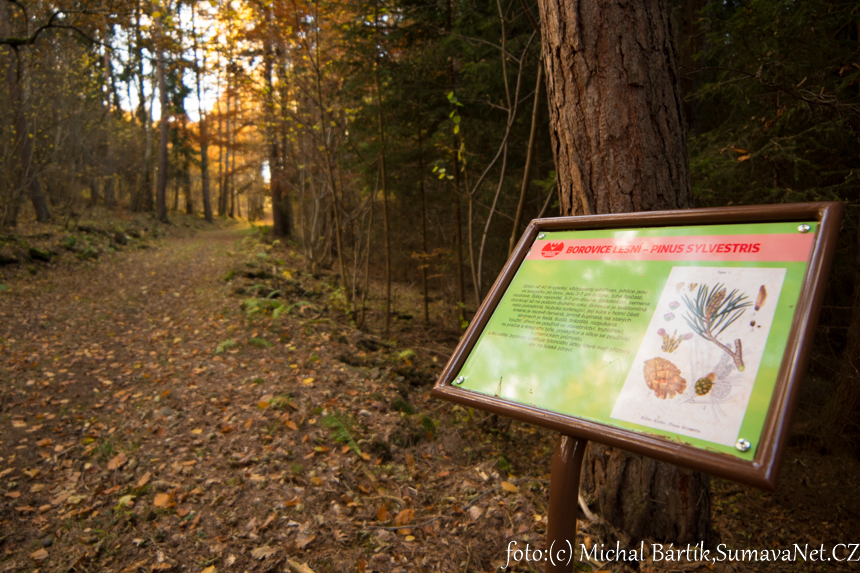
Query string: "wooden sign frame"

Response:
xmin=432 ymin=203 xmax=843 ymax=490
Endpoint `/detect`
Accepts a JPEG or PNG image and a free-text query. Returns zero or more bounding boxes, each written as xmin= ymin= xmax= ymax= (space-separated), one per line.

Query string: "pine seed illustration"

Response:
xmin=755 ymin=285 xmax=767 ymax=311
xmin=695 ymin=373 xmax=717 ymax=396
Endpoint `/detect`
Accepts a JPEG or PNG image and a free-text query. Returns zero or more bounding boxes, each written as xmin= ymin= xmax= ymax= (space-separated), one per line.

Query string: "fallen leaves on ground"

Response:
xmin=0 ymin=221 xmax=852 ymax=573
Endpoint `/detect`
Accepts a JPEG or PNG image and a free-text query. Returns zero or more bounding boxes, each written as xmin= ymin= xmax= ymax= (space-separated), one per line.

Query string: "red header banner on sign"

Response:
xmin=528 ymin=233 xmax=814 ymax=262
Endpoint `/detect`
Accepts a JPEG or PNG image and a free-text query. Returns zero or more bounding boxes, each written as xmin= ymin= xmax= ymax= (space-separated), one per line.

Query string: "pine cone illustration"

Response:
xmin=705 ymin=287 xmax=727 ymax=319
xmin=643 ymin=357 xmax=687 ymax=399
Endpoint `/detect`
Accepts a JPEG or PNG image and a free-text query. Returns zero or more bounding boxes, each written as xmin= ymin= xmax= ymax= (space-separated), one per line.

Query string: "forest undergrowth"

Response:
xmin=0 ymin=219 xmax=858 ymax=573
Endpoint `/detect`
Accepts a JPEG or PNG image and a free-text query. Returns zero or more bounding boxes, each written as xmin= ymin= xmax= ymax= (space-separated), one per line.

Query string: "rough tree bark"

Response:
xmin=538 ymin=0 xmax=692 ymax=216
xmin=536 ymin=0 xmax=708 ymax=545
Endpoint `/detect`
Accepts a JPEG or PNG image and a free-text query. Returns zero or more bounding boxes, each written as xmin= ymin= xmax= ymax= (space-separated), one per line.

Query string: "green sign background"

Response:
xmin=455 ymin=222 xmax=815 ymax=460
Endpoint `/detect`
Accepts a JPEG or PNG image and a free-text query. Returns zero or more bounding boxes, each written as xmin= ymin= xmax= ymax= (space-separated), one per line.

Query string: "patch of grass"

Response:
xmin=290 ymin=462 xmax=304 ymax=475
xmin=391 ymin=397 xmax=413 ymax=414
xmin=421 ymin=416 xmax=437 ymax=440
xmin=214 ymin=339 xmax=238 ymax=354
xmin=248 ymin=337 xmax=273 ymax=348
xmin=270 ymin=394 xmax=295 ymax=410
xmin=322 ymin=411 xmax=363 ymax=456
xmin=77 ymin=246 xmax=99 ymax=260
xmin=62 ymin=235 xmax=78 ymax=250
xmin=94 ymin=439 xmax=116 ymax=461
xmin=397 ymin=349 xmax=417 ymax=361
xmin=242 ymin=298 xmax=283 ymax=317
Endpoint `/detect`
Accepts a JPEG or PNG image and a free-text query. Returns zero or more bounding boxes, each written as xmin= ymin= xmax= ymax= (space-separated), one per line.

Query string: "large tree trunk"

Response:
xmin=537 ymin=0 xmax=707 ymax=545
xmin=538 ymin=0 xmax=691 ymax=215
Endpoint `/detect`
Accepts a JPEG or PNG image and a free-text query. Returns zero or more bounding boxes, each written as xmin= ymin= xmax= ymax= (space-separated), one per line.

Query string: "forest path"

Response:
xmin=0 ymin=225 xmax=549 ymax=573
xmin=1 ymin=226 xmax=249 ymax=436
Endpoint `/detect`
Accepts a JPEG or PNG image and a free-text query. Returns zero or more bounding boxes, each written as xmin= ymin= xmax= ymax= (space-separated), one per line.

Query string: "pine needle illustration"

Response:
xmin=683 ymin=283 xmax=752 ymax=370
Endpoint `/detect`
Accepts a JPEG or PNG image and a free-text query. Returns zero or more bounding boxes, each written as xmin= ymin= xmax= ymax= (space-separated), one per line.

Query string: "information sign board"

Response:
xmin=432 ymin=203 xmax=842 ymax=489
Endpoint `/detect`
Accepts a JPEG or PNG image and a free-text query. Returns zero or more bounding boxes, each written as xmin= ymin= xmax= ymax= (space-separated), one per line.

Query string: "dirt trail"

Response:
xmin=0 ymin=227 xmax=557 ymax=573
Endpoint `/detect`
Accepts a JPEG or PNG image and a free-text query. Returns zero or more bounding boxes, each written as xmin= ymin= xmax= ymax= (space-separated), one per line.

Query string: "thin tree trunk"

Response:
xmin=359 ymin=172 xmax=375 ymax=329
xmin=134 ymin=0 xmax=153 ymax=213
xmin=311 ymin=4 xmax=350 ymax=305
xmin=184 ymin=167 xmax=193 ymax=214
xmin=473 ymin=11 xmax=532 ymax=300
xmin=447 ymin=0 xmax=466 ymax=327
xmin=264 ymin=11 xmax=290 ymax=237
xmin=1 ymin=2 xmax=49 ymax=224
xmin=156 ymin=36 xmax=169 ymax=224
xmin=102 ymin=12 xmax=116 ymax=208
xmin=277 ymin=56 xmax=293 ymax=236
xmin=217 ymin=87 xmax=224 ymax=217
xmin=453 ymin=161 xmax=465 ymax=326
xmin=375 ymin=70 xmax=391 ymax=337
xmin=222 ymin=81 xmax=231 ymax=217
xmin=508 ymin=59 xmax=543 ymax=256
xmin=89 ymin=178 xmax=100 ymax=208
xmin=373 ymin=0 xmax=391 ymax=334
xmin=229 ymin=101 xmax=236 ymax=218
xmin=417 ymin=127 xmax=430 ymax=325
xmin=0 ymin=1 xmax=21 ymax=226
xmin=192 ymin=3 xmax=213 ymax=223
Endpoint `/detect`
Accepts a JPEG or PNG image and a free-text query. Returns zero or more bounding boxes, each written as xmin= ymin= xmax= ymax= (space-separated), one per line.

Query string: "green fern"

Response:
xmin=321 ymin=411 xmax=362 ymax=456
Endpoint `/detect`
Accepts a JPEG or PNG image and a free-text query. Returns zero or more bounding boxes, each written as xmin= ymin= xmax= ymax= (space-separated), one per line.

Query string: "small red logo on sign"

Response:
xmin=541 ymin=242 xmax=564 ymax=258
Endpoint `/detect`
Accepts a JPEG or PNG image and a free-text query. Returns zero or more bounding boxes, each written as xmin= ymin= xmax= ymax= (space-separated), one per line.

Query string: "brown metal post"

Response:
xmin=545 ymin=435 xmax=588 ymax=573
